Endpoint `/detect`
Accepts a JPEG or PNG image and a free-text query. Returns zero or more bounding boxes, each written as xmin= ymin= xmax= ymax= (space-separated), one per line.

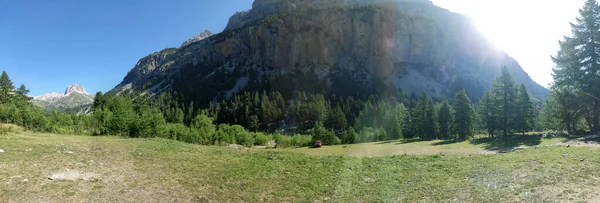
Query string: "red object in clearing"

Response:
xmin=314 ymin=140 xmax=322 ymax=148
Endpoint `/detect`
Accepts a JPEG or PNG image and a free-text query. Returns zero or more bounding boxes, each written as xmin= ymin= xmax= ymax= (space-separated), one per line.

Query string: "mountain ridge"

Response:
xmin=110 ymin=0 xmax=548 ymax=106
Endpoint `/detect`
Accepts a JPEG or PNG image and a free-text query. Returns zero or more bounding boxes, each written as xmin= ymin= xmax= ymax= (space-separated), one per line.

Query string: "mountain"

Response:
xmin=32 ymin=84 xmax=95 ymax=113
xmin=110 ymin=0 xmax=548 ymax=106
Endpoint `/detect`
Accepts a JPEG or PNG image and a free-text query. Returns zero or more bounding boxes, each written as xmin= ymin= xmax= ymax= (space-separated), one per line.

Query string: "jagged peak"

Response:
xmin=65 ymin=84 xmax=88 ymax=95
xmin=181 ymin=30 xmax=214 ymax=47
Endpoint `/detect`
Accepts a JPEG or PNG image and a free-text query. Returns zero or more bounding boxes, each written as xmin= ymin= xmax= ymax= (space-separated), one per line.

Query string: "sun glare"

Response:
xmin=431 ymin=0 xmax=585 ymax=87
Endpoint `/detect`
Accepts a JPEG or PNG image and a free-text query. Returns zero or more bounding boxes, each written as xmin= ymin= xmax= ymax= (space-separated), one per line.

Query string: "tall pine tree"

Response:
xmin=552 ymin=0 xmax=600 ymax=132
xmin=451 ymin=90 xmax=475 ymax=140
xmin=492 ymin=67 xmax=517 ymax=137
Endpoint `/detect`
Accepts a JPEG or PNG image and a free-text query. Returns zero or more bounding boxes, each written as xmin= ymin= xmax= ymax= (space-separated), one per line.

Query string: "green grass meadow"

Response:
xmin=1 ymin=129 xmax=599 ymax=202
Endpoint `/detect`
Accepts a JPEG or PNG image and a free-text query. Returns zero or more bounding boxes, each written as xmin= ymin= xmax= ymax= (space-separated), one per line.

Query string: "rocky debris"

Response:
xmin=48 ymin=171 xmax=98 ymax=181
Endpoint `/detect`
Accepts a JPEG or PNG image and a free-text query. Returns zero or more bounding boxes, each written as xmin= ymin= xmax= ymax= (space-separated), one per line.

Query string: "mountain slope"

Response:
xmin=32 ymin=84 xmax=95 ymax=113
xmin=110 ymin=0 xmax=548 ymax=105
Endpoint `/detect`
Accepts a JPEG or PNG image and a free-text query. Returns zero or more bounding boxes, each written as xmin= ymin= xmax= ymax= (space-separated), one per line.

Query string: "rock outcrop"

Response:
xmin=181 ymin=30 xmax=214 ymax=47
xmin=110 ymin=0 xmax=548 ymax=105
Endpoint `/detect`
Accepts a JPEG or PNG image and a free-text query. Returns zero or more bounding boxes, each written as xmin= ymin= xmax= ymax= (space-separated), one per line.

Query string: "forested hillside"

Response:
xmin=0 ymin=66 xmax=539 ymax=147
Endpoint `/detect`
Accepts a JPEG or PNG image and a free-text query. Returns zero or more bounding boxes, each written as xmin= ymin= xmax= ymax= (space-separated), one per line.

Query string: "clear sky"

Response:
xmin=0 ymin=0 xmax=253 ymax=96
xmin=0 ymin=0 xmax=585 ymax=95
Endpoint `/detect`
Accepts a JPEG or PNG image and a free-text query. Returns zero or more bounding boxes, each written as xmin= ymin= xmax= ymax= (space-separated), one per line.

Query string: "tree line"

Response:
xmin=0 ymin=64 xmax=541 ymax=147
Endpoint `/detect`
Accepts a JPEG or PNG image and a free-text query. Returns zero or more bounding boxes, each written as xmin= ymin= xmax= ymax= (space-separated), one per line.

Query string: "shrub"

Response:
xmin=274 ymin=133 xmax=292 ymax=148
xmin=191 ymin=114 xmax=216 ymax=144
xmin=377 ymin=127 xmax=388 ymax=141
xmin=308 ymin=123 xmax=339 ymax=145
xmin=543 ymin=130 xmax=569 ymax=139
xmin=342 ymin=127 xmax=359 ymax=144
xmin=359 ymin=127 xmax=377 ymax=143
xmin=253 ymin=132 xmax=269 ymax=146
xmin=292 ymin=134 xmax=313 ymax=147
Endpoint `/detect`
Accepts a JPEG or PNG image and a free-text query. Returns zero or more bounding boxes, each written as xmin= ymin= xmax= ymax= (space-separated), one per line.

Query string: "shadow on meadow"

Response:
xmin=468 ymin=134 xmax=543 ymax=150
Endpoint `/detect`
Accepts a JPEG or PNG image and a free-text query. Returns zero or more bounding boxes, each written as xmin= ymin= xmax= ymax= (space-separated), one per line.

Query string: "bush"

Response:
xmin=191 ymin=114 xmax=216 ymax=144
xmin=308 ymin=123 xmax=339 ymax=145
xmin=342 ymin=127 xmax=359 ymax=144
xmin=359 ymin=127 xmax=377 ymax=143
xmin=274 ymin=133 xmax=292 ymax=148
xmin=214 ymin=124 xmax=253 ymax=146
xmin=157 ymin=124 xmax=194 ymax=141
xmin=253 ymin=132 xmax=269 ymax=146
xmin=292 ymin=134 xmax=313 ymax=147
xmin=543 ymin=130 xmax=569 ymax=138
xmin=273 ymin=133 xmax=312 ymax=148
xmin=377 ymin=127 xmax=387 ymax=141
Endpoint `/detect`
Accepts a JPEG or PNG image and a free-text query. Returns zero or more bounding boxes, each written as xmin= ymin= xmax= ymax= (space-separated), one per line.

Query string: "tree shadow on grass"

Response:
xmin=469 ymin=134 xmax=543 ymax=150
xmin=375 ymin=141 xmax=395 ymax=144
xmin=430 ymin=139 xmax=463 ymax=146
xmin=394 ymin=138 xmax=423 ymax=145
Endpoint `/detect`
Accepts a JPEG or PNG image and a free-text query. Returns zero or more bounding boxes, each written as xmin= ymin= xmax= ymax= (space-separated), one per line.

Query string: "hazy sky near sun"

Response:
xmin=431 ymin=0 xmax=586 ymax=87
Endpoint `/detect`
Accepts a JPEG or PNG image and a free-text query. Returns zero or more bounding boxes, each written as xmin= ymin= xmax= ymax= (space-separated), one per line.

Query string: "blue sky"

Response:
xmin=0 ymin=0 xmax=253 ymax=95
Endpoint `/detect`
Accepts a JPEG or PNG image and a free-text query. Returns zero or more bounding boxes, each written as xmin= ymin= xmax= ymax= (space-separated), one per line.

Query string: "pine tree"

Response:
xmin=492 ymin=67 xmax=517 ymax=137
xmin=413 ymin=92 xmax=439 ymax=140
xmin=515 ymin=84 xmax=535 ymax=135
xmin=15 ymin=84 xmax=31 ymax=102
xmin=451 ymin=90 xmax=475 ymax=140
xmin=383 ymin=103 xmax=408 ymax=140
xmin=477 ymin=91 xmax=499 ymax=138
xmin=437 ymin=99 xmax=451 ymax=140
xmin=0 ymin=71 xmax=15 ymax=103
xmin=552 ymin=0 xmax=600 ymax=132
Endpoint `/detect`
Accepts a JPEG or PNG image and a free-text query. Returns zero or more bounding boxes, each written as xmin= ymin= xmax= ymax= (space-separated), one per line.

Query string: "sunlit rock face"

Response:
xmin=111 ymin=0 xmax=548 ymax=104
xmin=33 ymin=84 xmax=94 ymax=113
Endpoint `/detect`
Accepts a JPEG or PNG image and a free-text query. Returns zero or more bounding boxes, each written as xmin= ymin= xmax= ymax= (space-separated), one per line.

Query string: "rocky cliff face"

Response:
xmin=33 ymin=84 xmax=94 ymax=113
xmin=64 ymin=84 xmax=88 ymax=95
xmin=111 ymin=0 xmax=548 ymax=105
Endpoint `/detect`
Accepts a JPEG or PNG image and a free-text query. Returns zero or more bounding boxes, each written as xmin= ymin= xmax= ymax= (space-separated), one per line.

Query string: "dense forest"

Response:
xmin=0 ymin=65 xmax=543 ymax=148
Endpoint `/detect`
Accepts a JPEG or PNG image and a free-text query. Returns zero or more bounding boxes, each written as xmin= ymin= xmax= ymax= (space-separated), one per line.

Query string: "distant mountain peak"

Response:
xmin=65 ymin=84 xmax=88 ymax=95
xmin=181 ymin=30 xmax=214 ymax=47
xmin=32 ymin=84 xmax=94 ymax=113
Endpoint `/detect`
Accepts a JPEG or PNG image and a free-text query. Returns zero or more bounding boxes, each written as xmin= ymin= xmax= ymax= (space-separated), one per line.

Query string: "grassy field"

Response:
xmin=287 ymin=135 xmax=567 ymax=157
xmin=2 ymin=128 xmax=600 ymax=202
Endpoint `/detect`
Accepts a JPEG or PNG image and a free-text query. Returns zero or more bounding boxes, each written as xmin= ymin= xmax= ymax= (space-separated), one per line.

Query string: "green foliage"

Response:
xmin=542 ymin=130 xmax=569 ymax=139
xmin=412 ymin=92 xmax=439 ymax=140
xmin=252 ymin=132 xmax=270 ymax=146
xmin=551 ymin=0 xmax=600 ymax=133
xmin=308 ymin=122 xmax=339 ymax=145
xmin=377 ymin=127 xmax=387 ymax=141
xmin=515 ymin=84 xmax=536 ymax=135
xmin=342 ymin=127 xmax=359 ymax=144
xmin=191 ymin=113 xmax=216 ymax=143
xmin=274 ymin=133 xmax=313 ymax=148
xmin=437 ymin=99 xmax=451 ymax=140
xmin=451 ymin=90 xmax=475 ymax=140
